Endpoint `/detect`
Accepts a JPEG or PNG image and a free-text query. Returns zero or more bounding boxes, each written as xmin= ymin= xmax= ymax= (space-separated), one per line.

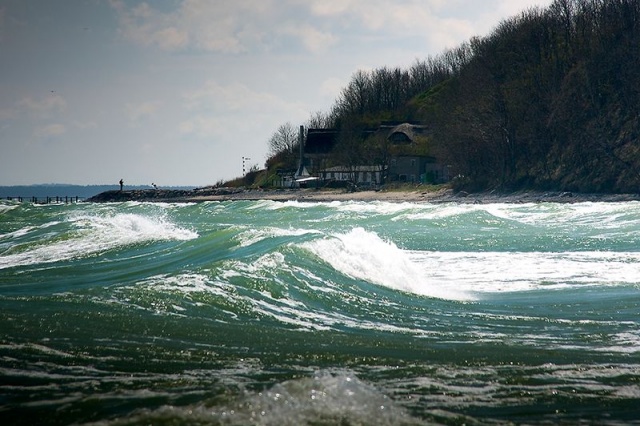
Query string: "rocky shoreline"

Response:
xmin=86 ymin=186 xmax=640 ymax=204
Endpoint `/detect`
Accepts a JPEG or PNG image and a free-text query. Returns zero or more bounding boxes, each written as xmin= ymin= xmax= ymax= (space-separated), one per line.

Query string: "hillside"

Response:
xmin=418 ymin=0 xmax=640 ymax=193
xmin=296 ymin=0 xmax=639 ymax=193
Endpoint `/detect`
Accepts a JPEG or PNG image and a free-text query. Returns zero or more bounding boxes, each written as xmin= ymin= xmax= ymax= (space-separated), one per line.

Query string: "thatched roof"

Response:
xmin=387 ymin=123 xmax=428 ymax=144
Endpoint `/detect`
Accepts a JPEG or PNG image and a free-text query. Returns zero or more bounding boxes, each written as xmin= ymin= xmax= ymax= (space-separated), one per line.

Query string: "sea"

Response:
xmin=0 ymin=198 xmax=639 ymax=425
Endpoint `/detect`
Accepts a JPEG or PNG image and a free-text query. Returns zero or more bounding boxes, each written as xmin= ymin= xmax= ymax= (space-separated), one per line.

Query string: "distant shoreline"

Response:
xmin=86 ymin=187 xmax=640 ymax=204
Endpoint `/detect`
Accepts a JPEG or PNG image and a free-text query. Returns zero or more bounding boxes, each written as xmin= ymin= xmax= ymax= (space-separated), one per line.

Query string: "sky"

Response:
xmin=0 ymin=0 xmax=554 ymax=187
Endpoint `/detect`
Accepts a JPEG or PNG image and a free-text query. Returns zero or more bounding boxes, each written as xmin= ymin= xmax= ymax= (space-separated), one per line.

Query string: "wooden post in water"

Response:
xmin=5 ymin=195 xmax=83 ymax=204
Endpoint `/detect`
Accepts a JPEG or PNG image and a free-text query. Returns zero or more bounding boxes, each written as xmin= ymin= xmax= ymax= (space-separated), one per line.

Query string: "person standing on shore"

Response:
xmin=119 ymin=179 xmax=124 ymax=191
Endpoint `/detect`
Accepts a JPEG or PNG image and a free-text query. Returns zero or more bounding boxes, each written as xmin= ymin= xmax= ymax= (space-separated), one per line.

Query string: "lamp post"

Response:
xmin=242 ymin=156 xmax=251 ymax=176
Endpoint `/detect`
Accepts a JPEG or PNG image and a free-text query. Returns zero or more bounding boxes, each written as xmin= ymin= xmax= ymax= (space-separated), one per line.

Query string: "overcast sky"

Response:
xmin=0 ymin=0 xmax=554 ymax=186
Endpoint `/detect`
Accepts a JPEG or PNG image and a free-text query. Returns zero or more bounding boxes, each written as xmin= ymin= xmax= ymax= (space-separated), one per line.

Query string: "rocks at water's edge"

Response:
xmin=86 ymin=186 xmax=245 ymax=202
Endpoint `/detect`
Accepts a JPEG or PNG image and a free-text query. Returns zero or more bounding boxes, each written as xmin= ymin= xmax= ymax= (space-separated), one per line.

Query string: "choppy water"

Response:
xmin=1 ymin=199 xmax=639 ymax=425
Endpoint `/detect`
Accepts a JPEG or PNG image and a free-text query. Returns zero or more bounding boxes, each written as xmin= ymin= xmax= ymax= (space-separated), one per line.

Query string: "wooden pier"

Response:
xmin=5 ymin=196 xmax=83 ymax=204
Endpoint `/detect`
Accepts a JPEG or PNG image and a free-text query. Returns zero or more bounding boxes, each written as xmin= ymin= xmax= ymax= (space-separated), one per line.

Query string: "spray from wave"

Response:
xmin=95 ymin=372 xmax=419 ymax=426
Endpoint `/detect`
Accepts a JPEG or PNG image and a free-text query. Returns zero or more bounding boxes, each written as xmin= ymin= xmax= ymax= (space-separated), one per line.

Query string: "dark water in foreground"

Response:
xmin=1 ymin=200 xmax=639 ymax=425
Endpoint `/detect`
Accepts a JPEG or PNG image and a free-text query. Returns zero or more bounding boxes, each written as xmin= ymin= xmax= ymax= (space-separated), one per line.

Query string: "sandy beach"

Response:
xmin=181 ymin=187 xmax=640 ymax=204
xmin=87 ymin=185 xmax=640 ymax=204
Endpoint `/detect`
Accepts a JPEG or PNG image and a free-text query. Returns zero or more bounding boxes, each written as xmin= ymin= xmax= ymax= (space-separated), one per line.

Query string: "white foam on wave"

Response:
xmin=0 ymin=225 xmax=37 ymax=241
xmin=136 ymin=273 xmax=231 ymax=296
xmin=599 ymin=331 xmax=640 ymax=354
xmin=118 ymin=267 xmax=340 ymax=330
xmin=0 ymin=202 xmax=20 ymax=214
xmin=333 ymin=200 xmax=420 ymax=215
xmin=0 ymin=212 xmax=197 ymax=269
xmin=395 ymin=202 xmax=563 ymax=225
xmin=302 ymin=227 xmax=473 ymax=301
xmin=408 ymin=250 xmax=640 ymax=293
xmin=111 ymin=273 xmax=239 ymax=317
xmin=234 ymin=226 xmax=322 ymax=247
xmin=395 ymin=203 xmax=477 ymax=222
xmin=300 ymin=224 xmax=640 ymax=300
xmin=258 ymin=199 xmax=320 ymax=210
xmin=498 ymin=202 xmax=640 ymax=231
xmin=71 ymin=212 xmax=197 ymax=242
xmin=261 ymin=199 xmax=426 ymax=216
xmin=393 ymin=201 xmax=640 ymax=230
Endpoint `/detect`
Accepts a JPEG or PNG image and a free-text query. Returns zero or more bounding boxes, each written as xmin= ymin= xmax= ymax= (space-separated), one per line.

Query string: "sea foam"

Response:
xmin=409 ymin=250 xmax=640 ymax=294
xmin=0 ymin=212 xmax=197 ymax=269
xmin=302 ymin=227 xmax=473 ymax=301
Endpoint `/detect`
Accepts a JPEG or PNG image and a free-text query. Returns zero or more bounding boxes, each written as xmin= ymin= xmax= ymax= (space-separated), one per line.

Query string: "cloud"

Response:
xmin=307 ymin=0 xmax=355 ymax=16
xmin=34 ymin=123 xmax=66 ymax=140
xmin=19 ymin=93 xmax=66 ymax=118
xmin=0 ymin=107 xmax=16 ymax=121
xmin=179 ymin=80 xmax=307 ymax=144
xmin=110 ymin=0 xmax=343 ymax=54
xmin=281 ymin=23 xmax=338 ymax=54
xmin=178 ymin=115 xmax=225 ymax=140
xmin=495 ymin=0 xmax=553 ymax=17
xmin=109 ymin=1 xmax=188 ymax=50
xmin=152 ymin=26 xmax=189 ymax=50
xmin=109 ymin=0 xmax=553 ymax=60
xmin=302 ymin=0 xmax=553 ymax=50
xmin=72 ymin=120 xmax=97 ymax=130
xmin=183 ymin=81 xmax=305 ymax=115
xmin=303 ymin=1 xmax=444 ymax=34
xmin=110 ymin=0 xmax=272 ymax=53
xmin=126 ymin=101 xmax=161 ymax=123
xmin=319 ymin=77 xmax=344 ymax=100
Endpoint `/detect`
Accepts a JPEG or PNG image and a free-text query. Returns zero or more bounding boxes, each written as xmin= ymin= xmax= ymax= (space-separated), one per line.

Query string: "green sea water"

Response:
xmin=0 ymin=199 xmax=639 ymax=425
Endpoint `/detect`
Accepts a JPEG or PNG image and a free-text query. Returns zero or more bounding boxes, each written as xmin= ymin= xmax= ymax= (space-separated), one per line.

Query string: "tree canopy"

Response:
xmin=265 ymin=0 xmax=640 ymax=193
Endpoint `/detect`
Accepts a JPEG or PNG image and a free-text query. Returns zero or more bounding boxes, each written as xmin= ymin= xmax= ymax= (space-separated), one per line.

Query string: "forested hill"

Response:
xmin=321 ymin=0 xmax=640 ymax=193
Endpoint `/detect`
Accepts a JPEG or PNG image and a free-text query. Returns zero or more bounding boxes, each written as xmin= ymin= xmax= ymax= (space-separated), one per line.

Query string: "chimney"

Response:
xmin=299 ymin=125 xmax=304 ymax=165
xmin=296 ymin=125 xmax=305 ymax=177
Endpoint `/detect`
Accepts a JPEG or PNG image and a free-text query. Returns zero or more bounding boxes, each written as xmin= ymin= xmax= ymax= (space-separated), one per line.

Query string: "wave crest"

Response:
xmin=0 ymin=212 xmax=197 ymax=269
xmin=302 ymin=227 xmax=472 ymax=301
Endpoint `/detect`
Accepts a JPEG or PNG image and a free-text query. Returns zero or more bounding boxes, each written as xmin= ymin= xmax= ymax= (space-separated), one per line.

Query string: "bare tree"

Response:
xmin=336 ymin=70 xmax=372 ymax=116
xmin=267 ymin=122 xmax=298 ymax=157
xmin=306 ymin=111 xmax=334 ymax=129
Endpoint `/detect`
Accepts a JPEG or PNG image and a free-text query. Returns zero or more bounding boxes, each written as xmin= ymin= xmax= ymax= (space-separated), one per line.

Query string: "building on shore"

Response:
xmin=301 ymin=122 xmax=450 ymax=186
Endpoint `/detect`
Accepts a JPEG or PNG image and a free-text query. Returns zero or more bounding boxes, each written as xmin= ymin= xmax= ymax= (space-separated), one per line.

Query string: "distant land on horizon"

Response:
xmin=0 ymin=184 xmax=197 ymax=200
